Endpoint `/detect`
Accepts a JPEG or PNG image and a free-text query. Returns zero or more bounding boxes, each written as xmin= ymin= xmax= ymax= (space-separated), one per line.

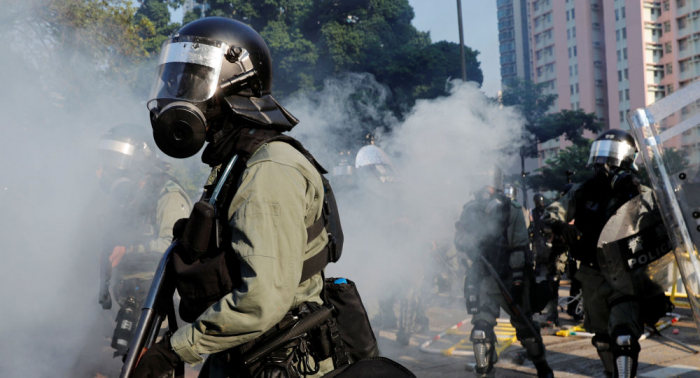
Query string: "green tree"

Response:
xmin=183 ymin=0 xmax=483 ymax=114
xmin=135 ymin=0 xmax=183 ymax=53
xmin=527 ymin=141 xmax=594 ymax=192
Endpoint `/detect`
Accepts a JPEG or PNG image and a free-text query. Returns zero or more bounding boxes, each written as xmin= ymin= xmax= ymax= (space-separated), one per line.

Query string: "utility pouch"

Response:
xmin=171 ymin=247 xmax=240 ymax=323
xmin=324 ymin=278 xmax=379 ymax=366
xmin=180 ymin=201 xmax=216 ymax=262
xmin=464 ymin=278 xmax=479 ymax=315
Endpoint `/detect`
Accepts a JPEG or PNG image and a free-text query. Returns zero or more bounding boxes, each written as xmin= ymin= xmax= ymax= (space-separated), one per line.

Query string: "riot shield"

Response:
xmin=629 ymin=80 xmax=700 ymax=336
xmin=596 ymin=190 xmax=675 ymax=300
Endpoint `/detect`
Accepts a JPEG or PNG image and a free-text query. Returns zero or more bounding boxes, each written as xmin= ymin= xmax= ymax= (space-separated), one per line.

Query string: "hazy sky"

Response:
xmin=169 ymin=1 xmax=501 ymax=96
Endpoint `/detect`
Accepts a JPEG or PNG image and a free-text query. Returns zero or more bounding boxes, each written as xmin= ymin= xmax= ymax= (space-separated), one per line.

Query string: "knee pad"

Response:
xmin=520 ymin=337 xmax=546 ymax=363
xmin=611 ymin=328 xmax=640 ymax=378
xmin=592 ymin=333 xmax=615 ymax=376
xmin=471 ymin=322 xmax=496 ymax=374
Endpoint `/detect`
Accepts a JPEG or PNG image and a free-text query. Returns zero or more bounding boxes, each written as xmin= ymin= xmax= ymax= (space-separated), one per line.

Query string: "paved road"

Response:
xmin=377 ymin=285 xmax=700 ymax=378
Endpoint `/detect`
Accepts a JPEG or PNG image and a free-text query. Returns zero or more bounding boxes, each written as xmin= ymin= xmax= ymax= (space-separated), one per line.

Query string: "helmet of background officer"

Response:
xmin=503 ymin=183 xmax=517 ymax=201
xmin=355 ymin=145 xmax=398 ymax=185
xmin=98 ymin=124 xmax=163 ymax=201
xmin=147 ymin=17 xmax=298 ymax=159
xmin=588 ymin=129 xmax=638 ymax=176
xmin=533 ymin=193 xmax=545 ymax=210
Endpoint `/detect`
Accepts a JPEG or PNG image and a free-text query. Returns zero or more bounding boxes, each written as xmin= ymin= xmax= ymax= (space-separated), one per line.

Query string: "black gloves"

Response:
xmin=550 ymin=221 xmax=581 ymax=245
xmin=611 ymin=170 xmax=641 ymax=196
xmin=99 ymin=282 xmax=112 ymax=310
xmin=172 ymin=218 xmax=188 ymax=240
xmin=132 ymin=339 xmax=181 ymax=378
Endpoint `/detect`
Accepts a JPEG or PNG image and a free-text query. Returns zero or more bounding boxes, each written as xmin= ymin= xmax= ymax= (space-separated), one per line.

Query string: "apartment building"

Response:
xmin=498 ymin=0 xmax=533 ymax=87
xmin=529 ymin=0 xmax=608 ymax=163
xmin=508 ymin=0 xmax=700 ymax=165
xmin=606 ymin=0 xmax=700 ymax=163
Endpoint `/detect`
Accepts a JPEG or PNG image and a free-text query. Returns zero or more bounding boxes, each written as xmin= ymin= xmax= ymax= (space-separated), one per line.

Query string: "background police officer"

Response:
xmin=455 ymin=171 xmax=553 ymax=378
xmin=543 ymin=130 xmax=645 ymax=378
xmin=96 ymin=124 xmax=192 ymax=357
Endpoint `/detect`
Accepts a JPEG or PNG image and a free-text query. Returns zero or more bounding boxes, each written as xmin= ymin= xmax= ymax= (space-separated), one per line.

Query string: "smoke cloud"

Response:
xmin=287 ymin=73 xmax=523 ymax=310
xmin=0 ymin=4 xmax=523 ymax=376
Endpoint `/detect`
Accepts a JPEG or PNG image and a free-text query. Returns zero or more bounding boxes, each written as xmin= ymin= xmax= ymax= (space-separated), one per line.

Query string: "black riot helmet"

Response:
xmin=533 ymin=193 xmax=545 ymax=209
xmin=588 ymin=129 xmax=638 ymax=170
xmin=148 ymin=17 xmax=298 ymax=159
xmin=98 ymin=124 xmax=161 ymax=199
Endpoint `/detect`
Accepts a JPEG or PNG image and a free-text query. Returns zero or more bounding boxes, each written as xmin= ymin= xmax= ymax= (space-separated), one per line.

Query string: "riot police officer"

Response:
xmin=455 ymin=172 xmax=554 ymax=378
xmin=543 ymin=130 xmax=652 ymax=377
xmin=97 ymin=124 xmax=192 ymax=356
xmin=131 ymin=17 xmax=413 ymax=378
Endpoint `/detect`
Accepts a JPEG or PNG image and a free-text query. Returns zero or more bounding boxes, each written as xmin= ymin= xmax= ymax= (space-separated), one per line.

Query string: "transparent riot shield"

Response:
xmin=629 ymin=80 xmax=700 ymax=337
xmin=597 ymin=190 xmax=675 ymax=299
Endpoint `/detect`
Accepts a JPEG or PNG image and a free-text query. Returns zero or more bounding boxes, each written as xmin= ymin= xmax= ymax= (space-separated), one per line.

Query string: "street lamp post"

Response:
xmin=456 ymin=0 xmax=467 ymax=81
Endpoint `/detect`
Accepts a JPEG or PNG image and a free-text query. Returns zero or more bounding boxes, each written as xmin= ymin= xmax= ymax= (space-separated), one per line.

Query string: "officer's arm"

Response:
xmin=148 ymin=186 xmax=192 ymax=254
xmin=170 ymin=161 xmax=309 ymax=365
xmin=542 ymin=185 xmax=578 ymax=225
xmin=508 ymin=203 xmax=530 ymax=250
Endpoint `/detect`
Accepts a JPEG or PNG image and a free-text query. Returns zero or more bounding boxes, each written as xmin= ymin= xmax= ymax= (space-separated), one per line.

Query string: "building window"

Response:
xmin=571 ymin=8 xmax=575 ymax=19
xmin=678 ymin=0 xmax=686 ymax=7
xmin=668 ymin=84 xmax=674 ymax=94
xmin=566 ymin=10 xmax=570 ymax=21
xmin=572 ymin=26 xmax=576 ymax=38
xmin=620 ymin=111 xmax=625 ymax=122
xmin=619 ymin=90 xmax=624 ymax=101
xmin=570 ymin=85 xmax=575 ymax=95
xmin=680 ymin=60 xmax=689 ymax=72
xmin=667 ymin=62 xmax=674 ymax=74
xmin=680 ymin=38 xmax=689 ymax=51
xmin=616 ymin=30 xmax=621 ymax=41
xmin=567 ymin=29 xmax=571 ymax=40
xmin=622 ymin=27 xmax=627 ymax=39
xmin=617 ymin=50 xmax=622 ymax=62
xmin=625 ymin=89 xmax=629 ymax=100
xmin=575 ymin=83 xmax=579 ymax=93
xmin=664 ymin=0 xmax=670 ymax=11
xmin=679 ymin=17 xmax=687 ymax=30
xmin=622 ymin=6 xmax=626 ymax=18
xmin=569 ymin=65 xmax=573 ymax=76
xmin=664 ymin=21 xmax=671 ymax=33
xmin=568 ymin=47 xmax=572 ymax=58
xmin=615 ymin=9 xmax=619 ymax=21
xmin=618 ymin=70 xmax=623 ymax=82
xmin=666 ymin=41 xmax=673 ymax=54
xmin=623 ymin=48 xmax=628 ymax=60
xmin=573 ymin=46 xmax=577 ymax=56
xmin=624 ymin=68 xmax=629 ymax=80
xmin=574 ymin=64 xmax=578 ymax=75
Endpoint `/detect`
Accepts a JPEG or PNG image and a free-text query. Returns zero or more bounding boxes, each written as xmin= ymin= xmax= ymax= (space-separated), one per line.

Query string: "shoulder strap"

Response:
xmin=213 ymin=129 xmax=341 ymax=284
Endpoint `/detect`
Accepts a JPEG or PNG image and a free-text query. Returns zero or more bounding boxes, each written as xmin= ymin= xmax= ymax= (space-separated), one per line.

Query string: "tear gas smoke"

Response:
xmin=0 ymin=4 xmax=524 ymax=375
xmin=287 ymin=73 xmax=523 ymax=314
xmin=0 ymin=4 xmax=155 ymax=376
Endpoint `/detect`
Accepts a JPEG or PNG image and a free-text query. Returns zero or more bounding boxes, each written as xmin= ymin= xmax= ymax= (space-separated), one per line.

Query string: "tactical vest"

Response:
xmin=458 ymin=194 xmax=512 ymax=278
xmin=570 ymin=174 xmax=636 ymax=268
xmin=171 ymin=129 xmax=344 ymax=323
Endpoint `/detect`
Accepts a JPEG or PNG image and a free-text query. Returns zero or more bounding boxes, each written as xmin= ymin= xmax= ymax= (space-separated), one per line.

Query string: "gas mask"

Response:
xmin=148 ymin=35 xmax=260 ymax=159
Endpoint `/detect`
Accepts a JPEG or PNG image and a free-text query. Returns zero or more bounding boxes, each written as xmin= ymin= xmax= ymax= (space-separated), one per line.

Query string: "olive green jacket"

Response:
xmin=171 ymin=141 xmax=328 ymax=366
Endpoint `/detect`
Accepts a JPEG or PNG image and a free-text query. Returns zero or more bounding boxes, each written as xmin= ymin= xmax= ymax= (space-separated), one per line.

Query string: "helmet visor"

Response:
xmin=99 ymin=139 xmax=136 ymax=170
xmin=148 ymin=36 xmax=228 ymax=103
xmin=588 ymin=139 xmax=635 ymax=167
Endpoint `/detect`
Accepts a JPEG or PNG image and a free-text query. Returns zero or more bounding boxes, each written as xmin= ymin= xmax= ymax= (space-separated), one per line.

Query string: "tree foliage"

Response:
xmin=184 ymin=0 xmax=483 ymax=113
xmin=527 ymin=141 xmax=594 ymax=192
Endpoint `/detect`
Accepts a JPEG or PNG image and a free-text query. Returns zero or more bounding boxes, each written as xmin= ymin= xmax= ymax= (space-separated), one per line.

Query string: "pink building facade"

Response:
xmin=522 ymin=0 xmax=700 ymax=165
xmin=530 ymin=0 xmax=607 ymax=165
